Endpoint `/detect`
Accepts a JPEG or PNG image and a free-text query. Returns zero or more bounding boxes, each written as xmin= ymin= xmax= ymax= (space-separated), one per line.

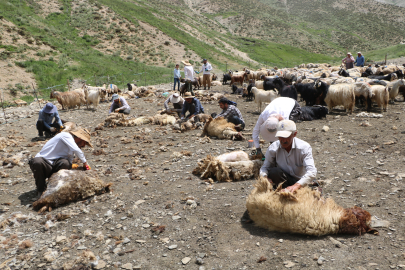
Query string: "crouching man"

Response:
xmin=180 ymin=92 xmax=204 ymax=120
xmin=29 ymin=128 xmax=92 ymax=198
xmin=164 ymin=93 xmax=184 ymax=117
xmin=214 ymin=98 xmax=245 ymax=131
xmin=37 ymin=102 xmax=63 ymax=138
xmin=259 ymin=120 xmax=317 ymax=193
xmin=109 ymin=94 xmax=131 ymax=115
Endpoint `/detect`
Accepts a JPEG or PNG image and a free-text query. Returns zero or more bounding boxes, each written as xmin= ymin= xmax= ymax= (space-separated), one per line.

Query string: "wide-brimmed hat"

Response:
xmin=181 ymin=60 xmax=192 ymax=66
xmin=43 ymin=102 xmax=57 ymax=114
xmin=70 ymin=128 xmax=93 ymax=148
xmin=259 ymin=117 xmax=279 ymax=143
xmin=184 ymin=92 xmax=194 ymax=99
xmin=275 ymin=120 xmax=296 ymax=138
xmin=171 ymin=93 xmax=181 ymax=103
xmin=111 ymin=94 xmax=119 ymax=101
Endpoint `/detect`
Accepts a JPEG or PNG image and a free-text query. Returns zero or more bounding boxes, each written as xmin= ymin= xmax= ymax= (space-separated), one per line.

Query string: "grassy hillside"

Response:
xmin=365 ymin=44 xmax=405 ymax=62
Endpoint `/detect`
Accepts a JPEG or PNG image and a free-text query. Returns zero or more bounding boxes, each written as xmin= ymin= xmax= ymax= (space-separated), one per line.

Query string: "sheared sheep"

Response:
xmin=50 ymin=90 xmax=86 ymax=110
xmin=246 ymin=176 xmax=378 ymax=236
xmin=33 ymin=170 xmax=112 ymax=212
xmin=104 ymin=113 xmax=152 ymax=127
xmin=152 ymin=114 xmax=176 ymax=126
xmin=201 ymin=117 xmax=244 ymax=140
xmin=251 ymin=87 xmax=278 ymax=112
xmin=193 ymin=154 xmax=263 ymax=182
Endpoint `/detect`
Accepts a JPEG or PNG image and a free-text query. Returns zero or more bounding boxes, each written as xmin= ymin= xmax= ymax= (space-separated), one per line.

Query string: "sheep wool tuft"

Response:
xmin=193 ymin=154 xmax=263 ymax=182
xmin=33 ymin=170 xmax=112 ymax=212
xmin=246 ymin=177 xmax=378 ymax=236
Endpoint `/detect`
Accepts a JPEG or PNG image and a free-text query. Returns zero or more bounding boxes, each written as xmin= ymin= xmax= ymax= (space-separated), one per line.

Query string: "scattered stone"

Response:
xmin=182 ymin=257 xmax=191 ymax=265
xmin=317 ymin=256 xmax=325 ymax=265
xmin=56 ymin=235 xmax=67 ymax=244
xmin=136 ymin=240 xmax=146 ymax=243
xmin=196 ymin=258 xmax=204 ymax=265
xmin=122 ymin=263 xmax=133 ymax=270
xmin=172 ymin=215 xmax=181 ymax=220
xmin=321 ymin=126 xmax=329 ymax=132
xmin=370 ymin=219 xmax=390 ymax=228
xmin=278 ymin=239 xmax=284 ymax=243
xmin=168 ymin=245 xmax=177 ymax=250
xmin=93 ymin=260 xmax=107 ymax=269
xmin=328 ymin=236 xmax=345 ymax=248
xmin=284 ymin=261 xmax=295 ymax=268
xmin=142 ymin=224 xmax=150 ymax=228
xmin=123 ymin=237 xmax=131 ymax=244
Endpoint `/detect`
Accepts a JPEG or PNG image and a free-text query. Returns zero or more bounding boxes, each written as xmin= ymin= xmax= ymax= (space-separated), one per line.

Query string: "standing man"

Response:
xmin=164 ymin=93 xmax=184 ymax=117
xmin=37 ymin=102 xmax=63 ymax=138
xmin=29 ymin=128 xmax=92 ymax=198
xmin=214 ymin=98 xmax=245 ymax=131
xmin=109 ymin=94 xmax=131 ymax=114
xmin=252 ymin=97 xmax=301 ymax=157
xmin=182 ymin=60 xmax=195 ymax=95
xmin=342 ymin=52 xmax=355 ymax=69
xmin=173 ymin=64 xmax=181 ymax=91
xmin=259 ymin=120 xmax=317 ymax=193
xmin=354 ymin=52 xmax=365 ymax=67
xmin=181 ymin=92 xmax=204 ymax=120
xmin=199 ymin=59 xmax=212 ymax=90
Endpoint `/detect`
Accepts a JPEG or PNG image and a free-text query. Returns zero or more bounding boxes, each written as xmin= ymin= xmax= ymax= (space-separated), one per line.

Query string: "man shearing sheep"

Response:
xmin=29 ymin=128 xmax=93 ymax=199
xmin=181 ymin=92 xmax=204 ymax=120
xmin=252 ymin=97 xmax=301 ymax=157
xmin=259 ymin=120 xmax=317 ymax=193
xmin=214 ymin=97 xmax=245 ymax=131
xmin=164 ymin=93 xmax=184 ymax=117
xmin=109 ymin=94 xmax=131 ymax=115
xmin=36 ymin=102 xmax=63 ymax=138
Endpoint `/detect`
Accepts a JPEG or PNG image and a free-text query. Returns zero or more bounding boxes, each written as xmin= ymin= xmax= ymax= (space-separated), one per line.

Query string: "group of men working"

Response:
xmin=31 ymin=60 xmax=317 ymax=201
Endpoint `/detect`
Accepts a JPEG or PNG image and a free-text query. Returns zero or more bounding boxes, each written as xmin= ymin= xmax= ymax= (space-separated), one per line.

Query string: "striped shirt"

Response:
xmin=215 ymin=105 xmax=244 ymax=124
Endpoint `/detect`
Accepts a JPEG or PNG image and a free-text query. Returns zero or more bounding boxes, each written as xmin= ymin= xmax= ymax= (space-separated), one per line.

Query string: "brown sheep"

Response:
xmin=50 ymin=90 xmax=86 ymax=110
xmin=246 ymin=177 xmax=378 ymax=236
xmin=201 ymin=117 xmax=243 ymax=140
xmin=230 ymin=75 xmax=244 ymax=86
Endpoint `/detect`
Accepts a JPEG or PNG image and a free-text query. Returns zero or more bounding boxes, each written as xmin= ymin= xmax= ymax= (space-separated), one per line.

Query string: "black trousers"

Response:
xmin=267 ymin=167 xmax=297 ymax=189
xmin=111 ymin=104 xmax=131 ymax=114
xmin=29 ymin=157 xmax=72 ymax=192
xmin=227 ymin=115 xmax=245 ymax=130
xmin=36 ymin=120 xmax=59 ymax=136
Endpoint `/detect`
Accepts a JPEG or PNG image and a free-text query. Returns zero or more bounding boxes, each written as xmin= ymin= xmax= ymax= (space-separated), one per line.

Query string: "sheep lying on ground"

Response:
xmin=201 ymin=117 xmax=244 ymax=140
xmin=127 ymin=83 xmax=137 ymax=91
xmin=193 ymin=153 xmax=263 ymax=182
xmin=152 ymin=114 xmax=176 ymax=126
xmin=252 ymin=87 xmax=278 ymax=112
xmin=106 ymin=84 xmax=121 ymax=96
xmin=246 ymin=177 xmax=378 ymax=236
xmin=104 ymin=113 xmax=152 ymax=127
xmin=298 ymin=106 xmax=329 ymax=121
xmin=33 ymin=170 xmax=112 ymax=212
xmin=50 ymin=90 xmax=86 ymax=110
xmin=134 ymin=87 xmax=155 ymax=98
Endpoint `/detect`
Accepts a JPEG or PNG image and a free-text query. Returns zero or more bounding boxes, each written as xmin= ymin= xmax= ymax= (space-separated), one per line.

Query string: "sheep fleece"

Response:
xmin=33 ymin=170 xmax=111 ymax=210
xmin=246 ymin=177 xmax=376 ymax=236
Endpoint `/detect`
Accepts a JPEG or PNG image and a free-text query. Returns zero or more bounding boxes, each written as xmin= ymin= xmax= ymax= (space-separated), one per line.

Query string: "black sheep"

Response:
xmin=222 ymin=74 xmax=232 ymax=85
xmin=127 ymin=83 xmax=137 ymax=91
xmin=242 ymin=81 xmax=255 ymax=101
xmin=279 ymin=85 xmax=298 ymax=100
xmin=294 ymin=82 xmax=326 ymax=106
xmin=361 ymin=68 xmax=373 ymax=77
xmin=338 ymin=69 xmax=350 ymax=77
xmin=231 ymin=84 xmax=243 ymax=95
xmin=264 ymin=77 xmax=285 ymax=92
xmin=298 ymin=106 xmax=329 ymax=121
xmin=368 ymin=72 xmax=397 ymax=81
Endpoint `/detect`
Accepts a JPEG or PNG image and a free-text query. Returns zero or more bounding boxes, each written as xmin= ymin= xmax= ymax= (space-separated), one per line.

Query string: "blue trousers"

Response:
xmin=228 ymin=115 xmax=245 ymax=129
xmin=173 ymin=78 xmax=180 ymax=91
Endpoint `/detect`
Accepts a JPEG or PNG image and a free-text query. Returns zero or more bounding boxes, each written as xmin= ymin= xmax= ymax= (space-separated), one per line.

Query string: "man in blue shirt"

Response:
xmin=173 ymin=64 xmax=181 ymax=91
xmin=354 ymin=52 xmax=365 ymax=67
xmin=37 ymin=103 xmax=63 ymax=137
xmin=181 ymin=92 xmax=204 ymax=120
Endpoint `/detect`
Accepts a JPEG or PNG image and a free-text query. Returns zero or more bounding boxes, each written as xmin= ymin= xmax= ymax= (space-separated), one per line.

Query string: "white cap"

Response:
xmin=259 ymin=117 xmax=279 ymax=143
xmin=357 ymin=51 xmax=362 ymax=54
xmin=275 ymin=120 xmax=296 ymax=138
xmin=171 ymin=93 xmax=181 ymax=103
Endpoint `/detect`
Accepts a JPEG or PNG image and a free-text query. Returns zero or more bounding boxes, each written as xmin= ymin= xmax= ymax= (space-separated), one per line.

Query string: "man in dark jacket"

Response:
xmin=180 ymin=92 xmax=204 ymax=120
xmin=36 ymin=102 xmax=63 ymax=137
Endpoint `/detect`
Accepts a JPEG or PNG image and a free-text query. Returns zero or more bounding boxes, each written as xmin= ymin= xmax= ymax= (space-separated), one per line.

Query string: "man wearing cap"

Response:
xmin=37 ymin=102 xmax=63 ymax=137
xmin=182 ymin=60 xmax=196 ymax=95
xmin=181 ymin=92 xmax=204 ymax=120
xmin=199 ymin=59 xmax=212 ymax=90
xmin=29 ymin=128 xmax=92 ymax=197
xmin=259 ymin=120 xmax=317 ymax=193
xmin=214 ymin=97 xmax=245 ymax=130
xmin=109 ymin=94 xmax=131 ymax=114
xmin=173 ymin=64 xmax=182 ymax=91
xmin=354 ymin=52 xmax=365 ymax=67
xmin=252 ymin=97 xmax=301 ymax=157
xmin=342 ymin=53 xmax=355 ymax=69
xmin=164 ymin=93 xmax=184 ymax=117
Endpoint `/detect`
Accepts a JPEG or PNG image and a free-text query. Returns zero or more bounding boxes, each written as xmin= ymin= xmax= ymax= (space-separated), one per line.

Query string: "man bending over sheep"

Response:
xmin=259 ymin=120 xmax=317 ymax=193
xmin=109 ymin=94 xmax=131 ymax=114
xmin=164 ymin=93 xmax=184 ymax=117
xmin=29 ymin=128 xmax=92 ymax=199
xmin=37 ymin=103 xmax=63 ymax=138
xmin=252 ymin=97 xmax=301 ymax=157
xmin=181 ymin=92 xmax=204 ymax=120
xmin=214 ymin=97 xmax=245 ymax=131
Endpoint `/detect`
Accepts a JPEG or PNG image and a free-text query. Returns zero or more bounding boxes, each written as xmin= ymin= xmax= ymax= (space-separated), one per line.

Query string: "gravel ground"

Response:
xmin=1 ymin=82 xmax=405 ymax=270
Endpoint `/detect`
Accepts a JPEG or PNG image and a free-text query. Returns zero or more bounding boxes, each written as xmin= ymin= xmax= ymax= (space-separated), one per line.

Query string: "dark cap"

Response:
xmin=202 ymin=59 xmax=207 ymax=62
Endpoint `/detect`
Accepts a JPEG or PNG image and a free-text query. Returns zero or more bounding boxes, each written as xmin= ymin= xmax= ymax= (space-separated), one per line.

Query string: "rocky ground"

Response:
xmin=1 ymin=83 xmax=405 ymax=270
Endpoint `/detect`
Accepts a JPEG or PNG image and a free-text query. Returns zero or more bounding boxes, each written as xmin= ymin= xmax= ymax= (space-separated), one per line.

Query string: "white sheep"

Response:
xmin=353 ymin=82 xmax=374 ymax=102
xmin=324 ymin=83 xmax=355 ymax=114
xmin=386 ymin=79 xmax=405 ymax=102
xmin=83 ymin=89 xmax=100 ymax=110
xmin=369 ymin=85 xmax=389 ymax=112
xmin=251 ymin=87 xmax=278 ymax=112
xmin=83 ymin=84 xmax=107 ymax=101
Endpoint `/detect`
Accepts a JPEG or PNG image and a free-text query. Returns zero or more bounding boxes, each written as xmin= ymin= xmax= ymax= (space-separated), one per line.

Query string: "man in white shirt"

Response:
xmin=182 ymin=60 xmax=195 ymax=95
xmin=164 ymin=93 xmax=184 ymax=117
xmin=29 ymin=128 xmax=92 ymax=197
xmin=259 ymin=120 xmax=317 ymax=193
xmin=199 ymin=59 xmax=212 ymax=90
xmin=252 ymin=97 xmax=301 ymax=157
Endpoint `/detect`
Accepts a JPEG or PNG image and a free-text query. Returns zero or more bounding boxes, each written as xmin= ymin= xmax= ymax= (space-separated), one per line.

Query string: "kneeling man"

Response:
xmin=259 ymin=120 xmax=317 ymax=193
